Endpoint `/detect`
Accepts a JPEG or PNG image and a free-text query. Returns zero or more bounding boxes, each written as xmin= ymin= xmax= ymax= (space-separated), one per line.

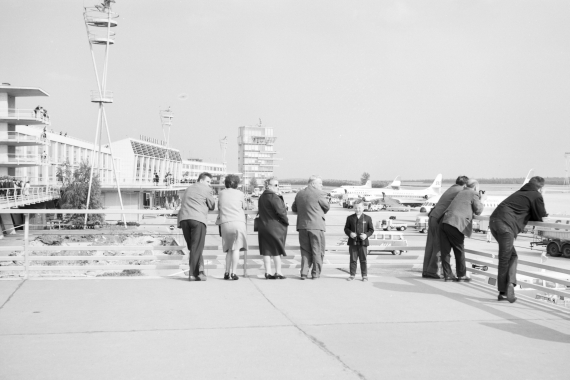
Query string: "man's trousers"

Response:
xmin=299 ymin=229 xmax=325 ymax=277
xmin=440 ymin=223 xmax=466 ymax=278
xmin=422 ymin=216 xmax=441 ymax=276
xmin=349 ymin=245 xmax=368 ymax=277
xmin=180 ymin=219 xmax=206 ymax=278
xmin=490 ymin=219 xmax=518 ymax=293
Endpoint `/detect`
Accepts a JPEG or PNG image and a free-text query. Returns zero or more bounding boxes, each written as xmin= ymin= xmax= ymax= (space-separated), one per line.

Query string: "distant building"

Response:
xmin=181 ymin=158 xmax=226 ymax=184
xmin=237 ymin=122 xmax=280 ymax=187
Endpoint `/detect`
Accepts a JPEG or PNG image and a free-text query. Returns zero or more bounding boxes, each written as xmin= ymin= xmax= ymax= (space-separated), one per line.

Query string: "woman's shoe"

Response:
xmin=274 ymin=273 xmax=286 ymax=279
xmin=444 ymin=276 xmax=458 ymax=282
xmin=224 ymin=272 xmax=230 ymax=280
xmin=265 ymin=273 xmax=275 ymax=279
xmin=231 ymin=273 xmax=239 ymax=281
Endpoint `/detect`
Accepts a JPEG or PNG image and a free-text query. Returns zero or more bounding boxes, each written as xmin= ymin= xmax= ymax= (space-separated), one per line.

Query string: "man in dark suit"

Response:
xmin=422 ymin=176 xmax=469 ymax=279
xmin=490 ymin=176 xmax=548 ymax=303
xmin=344 ymin=201 xmax=374 ymax=281
xmin=292 ymin=175 xmax=330 ymax=280
xmin=440 ymin=179 xmax=485 ymax=282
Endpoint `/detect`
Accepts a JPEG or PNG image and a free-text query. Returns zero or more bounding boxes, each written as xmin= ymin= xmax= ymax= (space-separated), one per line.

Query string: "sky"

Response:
xmin=2 ymin=0 xmax=570 ymax=182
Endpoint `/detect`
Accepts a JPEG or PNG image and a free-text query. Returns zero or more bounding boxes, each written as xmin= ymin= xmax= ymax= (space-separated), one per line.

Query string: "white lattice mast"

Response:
xmin=159 ymin=107 xmax=174 ymax=180
xmin=219 ymin=136 xmax=228 ymax=172
xmin=83 ymin=0 xmax=126 ymax=227
xmin=564 ymin=152 xmax=570 ymax=186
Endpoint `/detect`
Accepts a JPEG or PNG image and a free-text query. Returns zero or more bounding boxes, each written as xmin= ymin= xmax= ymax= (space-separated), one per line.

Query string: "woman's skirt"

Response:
xmin=221 ymin=221 xmax=247 ymax=253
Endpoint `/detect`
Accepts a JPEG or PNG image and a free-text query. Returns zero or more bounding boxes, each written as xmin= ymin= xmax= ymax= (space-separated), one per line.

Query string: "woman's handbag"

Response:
xmin=253 ymin=214 xmax=260 ymax=232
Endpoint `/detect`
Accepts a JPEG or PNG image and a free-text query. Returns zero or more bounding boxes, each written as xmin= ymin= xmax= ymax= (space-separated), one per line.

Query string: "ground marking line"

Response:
xmin=0 ymin=279 xmax=26 ymax=311
xmin=248 ymin=277 xmax=367 ymax=380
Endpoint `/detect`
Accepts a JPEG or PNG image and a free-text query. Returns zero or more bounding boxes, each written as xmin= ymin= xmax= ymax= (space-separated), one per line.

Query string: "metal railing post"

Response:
xmin=24 ymin=213 xmax=29 ymax=279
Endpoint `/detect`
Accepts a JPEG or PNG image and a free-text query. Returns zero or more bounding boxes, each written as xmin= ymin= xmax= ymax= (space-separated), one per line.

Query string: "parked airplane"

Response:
xmin=357 ymin=174 xmax=443 ymax=207
xmin=329 ymin=180 xmax=372 ymax=196
xmin=418 ymin=170 xmax=535 ymax=214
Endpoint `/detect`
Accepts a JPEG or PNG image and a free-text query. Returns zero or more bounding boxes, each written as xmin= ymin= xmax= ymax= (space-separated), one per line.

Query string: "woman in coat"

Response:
xmin=257 ymin=177 xmax=289 ymax=279
xmin=217 ymin=174 xmax=247 ymax=280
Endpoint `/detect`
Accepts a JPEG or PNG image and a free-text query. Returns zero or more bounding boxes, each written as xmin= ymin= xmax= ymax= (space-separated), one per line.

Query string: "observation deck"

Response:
xmin=0 ymin=109 xmax=50 ymax=126
xmin=0 ymin=131 xmax=49 ymax=146
xmin=90 ymin=90 xmax=113 ymax=103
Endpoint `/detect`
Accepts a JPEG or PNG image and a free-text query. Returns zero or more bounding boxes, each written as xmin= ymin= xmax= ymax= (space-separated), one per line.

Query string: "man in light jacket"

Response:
xmin=440 ymin=179 xmax=485 ymax=282
xmin=422 ymin=176 xmax=469 ymax=279
xmin=178 ymin=172 xmax=216 ymax=281
xmin=292 ymin=175 xmax=330 ymax=280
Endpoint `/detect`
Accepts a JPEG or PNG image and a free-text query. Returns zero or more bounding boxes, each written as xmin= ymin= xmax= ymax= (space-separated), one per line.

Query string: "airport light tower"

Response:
xmin=219 ymin=136 xmax=228 ymax=173
xmin=159 ymin=107 xmax=174 ymax=179
xmin=83 ymin=0 xmax=126 ymax=226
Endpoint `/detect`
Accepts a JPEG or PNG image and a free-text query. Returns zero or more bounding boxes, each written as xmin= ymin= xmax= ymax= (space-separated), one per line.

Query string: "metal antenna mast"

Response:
xmin=83 ymin=0 xmax=126 ymax=227
xmin=564 ymin=152 xmax=570 ymax=186
xmin=159 ymin=107 xmax=174 ymax=182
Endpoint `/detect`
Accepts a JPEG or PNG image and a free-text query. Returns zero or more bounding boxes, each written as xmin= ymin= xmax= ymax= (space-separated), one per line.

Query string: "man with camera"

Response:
xmin=344 ymin=201 xmax=375 ymax=281
xmin=439 ymin=179 xmax=485 ymax=282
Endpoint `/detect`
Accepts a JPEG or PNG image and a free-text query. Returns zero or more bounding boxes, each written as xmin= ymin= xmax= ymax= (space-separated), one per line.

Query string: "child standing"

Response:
xmin=344 ymin=202 xmax=375 ymax=281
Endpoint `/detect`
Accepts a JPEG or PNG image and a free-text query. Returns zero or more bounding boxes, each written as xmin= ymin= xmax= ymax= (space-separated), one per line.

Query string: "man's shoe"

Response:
xmin=300 ymin=275 xmax=307 ymax=280
xmin=197 ymin=272 xmax=207 ymax=281
xmin=507 ymin=283 xmax=517 ymax=303
xmin=422 ymin=273 xmax=441 ymax=279
xmin=189 ymin=275 xmax=197 ymax=281
xmin=362 ymin=277 xmax=368 ymax=282
xmin=347 ymin=276 xmax=355 ymax=281
xmin=454 ymin=276 xmax=471 ymax=282
xmin=311 ymin=276 xmax=319 ymax=280
xmin=224 ymin=272 xmax=230 ymax=280
xmin=498 ymin=293 xmax=508 ymax=301
xmin=265 ymin=273 xmax=275 ymax=280
xmin=444 ymin=276 xmax=458 ymax=282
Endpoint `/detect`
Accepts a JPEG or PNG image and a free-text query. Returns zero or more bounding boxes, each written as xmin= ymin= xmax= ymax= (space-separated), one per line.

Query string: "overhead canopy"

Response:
xmin=0 ymin=86 xmax=49 ymax=97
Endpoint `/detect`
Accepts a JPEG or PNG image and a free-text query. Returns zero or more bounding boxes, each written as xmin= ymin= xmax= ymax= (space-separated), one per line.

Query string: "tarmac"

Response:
xmin=1 ymin=269 xmax=570 ymax=380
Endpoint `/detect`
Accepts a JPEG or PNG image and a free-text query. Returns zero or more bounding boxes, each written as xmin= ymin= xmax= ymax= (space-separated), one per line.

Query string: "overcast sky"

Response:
xmin=2 ymin=0 xmax=570 ymax=182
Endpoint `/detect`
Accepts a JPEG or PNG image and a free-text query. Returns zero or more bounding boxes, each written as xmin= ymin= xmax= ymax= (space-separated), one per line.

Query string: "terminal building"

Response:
xmin=237 ymin=122 xmax=280 ymax=189
xmin=0 ymin=84 xmax=227 ymax=225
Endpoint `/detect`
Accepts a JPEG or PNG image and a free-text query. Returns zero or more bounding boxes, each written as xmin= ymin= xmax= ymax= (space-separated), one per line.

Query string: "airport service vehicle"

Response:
xmin=377 ymin=219 xmax=407 ymax=231
xmin=368 ymin=232 xmax=408 ymax=255
xmin=472 ymin=219 xmax=489 ymax=234
xmin=531 ymin=218 xmax=570 ymax=258
xmin=342 ymin=197 xmax=358 ymax=209
xmin=415 ymin=216 xmax=429 ymax=233
xmin=385 ymin=205 xmax=410 ymax=212
xmin=368 ymin=204 xmax=383 ymax=212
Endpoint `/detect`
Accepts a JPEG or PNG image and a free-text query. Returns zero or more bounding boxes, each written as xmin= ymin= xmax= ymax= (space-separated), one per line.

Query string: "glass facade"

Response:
xmin=237 ymin=124 xmax=280 ymax=185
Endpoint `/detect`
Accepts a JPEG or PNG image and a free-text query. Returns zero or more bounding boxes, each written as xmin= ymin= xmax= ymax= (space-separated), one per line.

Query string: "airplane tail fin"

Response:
xmin=388 ymin=176 xmax=401 ymax=189
xmin=364 ymin=180 xmax=372 ymax=188
xmin=429 ymin=174 xmax=443 ymax=193
xmin=521 ymin=169 xmax=534 ymax=188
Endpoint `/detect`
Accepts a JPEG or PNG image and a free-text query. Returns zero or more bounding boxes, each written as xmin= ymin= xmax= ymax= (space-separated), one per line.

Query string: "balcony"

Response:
xmin=0 ymin=131 xmax=49 ymax=146
xmin=0 ymin=108 xmax=50 ymax=125
xmin=0 ymin=153 xmax=45 ymax=167
xmin=91 ymin=90 xmax=113 ymax=103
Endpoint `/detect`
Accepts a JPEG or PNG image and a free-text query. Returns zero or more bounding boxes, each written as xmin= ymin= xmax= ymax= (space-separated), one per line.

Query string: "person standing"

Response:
xmin=292 ymin=175 xmax=330 ymax=280
xmin=422 ymin=176 xmax=469 ymax=279
xmin=490 ymin=176 xmax=548 ymax=303
xmin=178 ymin=172 xmax=215 ymax=281
xmin=440 ymin=179 xmax=485 ymax=282
xmin=217 ymin=174 xmax=247 ymax=281
xmin=344 ymin=201 xmax=374 ymax=281
xmin=23 ymin=181 xmax=30 ymax=197
xmin=257 ymin=177 xmax=289 ymax=279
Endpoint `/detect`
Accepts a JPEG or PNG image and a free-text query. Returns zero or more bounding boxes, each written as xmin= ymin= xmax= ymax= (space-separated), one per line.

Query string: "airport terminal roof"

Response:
xmin=0 ymin=85 xmax=49 ymax=97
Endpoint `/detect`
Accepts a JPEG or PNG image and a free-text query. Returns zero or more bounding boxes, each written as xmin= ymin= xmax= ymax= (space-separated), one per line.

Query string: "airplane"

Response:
xmin=358 ymin=174 xmax=443 ymax=207
xmin=418 ymin=170 xmax=535 ymax=215
xmin=329 ymin=179 xmax=372 ymax=196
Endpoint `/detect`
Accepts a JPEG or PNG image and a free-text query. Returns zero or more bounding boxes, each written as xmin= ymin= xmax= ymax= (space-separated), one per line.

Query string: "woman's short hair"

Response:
xmin=224 ymin=174 xmax=240 ymax=189
xmin=264 ymin=176 xmax=277 ymax=189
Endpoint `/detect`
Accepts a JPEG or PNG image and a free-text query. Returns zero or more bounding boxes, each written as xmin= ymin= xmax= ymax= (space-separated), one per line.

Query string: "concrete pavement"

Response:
xmin=1 ymin=270 xmax=569 ymax=380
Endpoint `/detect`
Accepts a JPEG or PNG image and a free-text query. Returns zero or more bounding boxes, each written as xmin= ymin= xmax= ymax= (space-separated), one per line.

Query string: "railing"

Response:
xmin=0 ymin=186 xmax=60 ymax=209
xmin=0 ymin=131 xmax=48 ymax=144
xmin=0 ymin=108 xmax=50 ymax=124
xmin=0 ymin=153 xmax=43 ymax=165
xmin=1 ymin=209 xmax=569 ymax=304
xmin=90 ymin=90 xmax=113 ymax=102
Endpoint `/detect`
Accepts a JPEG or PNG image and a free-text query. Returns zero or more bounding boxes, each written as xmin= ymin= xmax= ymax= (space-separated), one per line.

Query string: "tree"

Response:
xmin=249 ymin=177 xmax=258 ymax=192
xmin=361 ymin=172 xmax=371 ymax=185
xmin=57 ymin=160 xmax=104 ymax=227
